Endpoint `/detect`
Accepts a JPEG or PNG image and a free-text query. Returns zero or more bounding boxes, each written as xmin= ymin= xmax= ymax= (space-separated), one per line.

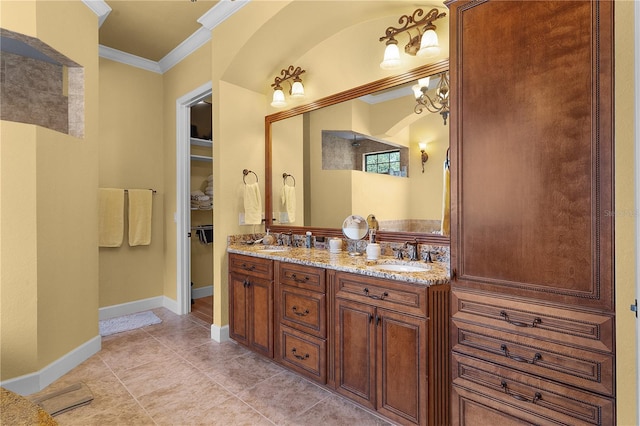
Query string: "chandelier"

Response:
xmin=412 ymin=72 xmax=450 ymax=125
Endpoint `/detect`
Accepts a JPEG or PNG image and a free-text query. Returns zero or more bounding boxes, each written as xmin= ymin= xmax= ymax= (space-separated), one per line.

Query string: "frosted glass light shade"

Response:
xmin=419 ymin=142 xmax=427 ymax=151
xmin=412 ymin=84 xmax=422 ymax=99
xmin=417 ymin=29 xmax=440 ymax=57
xmin=418 ymin=77 xmax=430 ymax=88
xmin=380 ymin=43 xmax=401 ymax=69
xmin=271 ymin=89 xmax=286 ymax=107
xmin=290 ymin=81 xmax=305 ymax=98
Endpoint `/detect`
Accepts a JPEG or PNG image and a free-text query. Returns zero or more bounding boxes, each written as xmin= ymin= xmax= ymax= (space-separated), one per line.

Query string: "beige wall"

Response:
xmin=98 ymin=59 xmax=165 ymax=307
xmin=614 ymin=1 xmax=637 ymax=424
xmin=1 ymin=0 xmax=100 ymax=379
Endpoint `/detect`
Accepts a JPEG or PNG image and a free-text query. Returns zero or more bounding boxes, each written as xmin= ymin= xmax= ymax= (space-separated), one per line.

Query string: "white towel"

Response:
xmin=440 ymin=162 xmax=450 ymax=236
xmin=243 ymin=182 xmax=262 ymax=225
xmin=128 ymin=189 xmax=153 ymax=246
xmin=98 ymin=188 xmax=124 ymax=247
xmin=281 ymin=184 xmax=296 ymax=223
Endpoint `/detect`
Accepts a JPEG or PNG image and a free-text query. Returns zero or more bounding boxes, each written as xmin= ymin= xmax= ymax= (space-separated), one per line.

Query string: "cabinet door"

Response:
xmin=448 ymin=0 xmax=614 ymax=311
xmin=229 ymin=271 xmax=249 ymax=346
xmin=335 ymin=298 xmax=376 ymax=410
xmin=377 ymin=309 xmax=427 ymax=426
xmin=248 ymin=276 xmax=273 ymax=358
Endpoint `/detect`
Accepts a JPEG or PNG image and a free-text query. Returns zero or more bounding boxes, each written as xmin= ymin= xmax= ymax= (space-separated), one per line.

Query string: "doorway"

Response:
xmin=175 ymin=82 xmax=212 ymax=317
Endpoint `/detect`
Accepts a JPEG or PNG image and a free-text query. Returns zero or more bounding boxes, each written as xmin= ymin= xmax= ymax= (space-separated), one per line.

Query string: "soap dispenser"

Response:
xmin=263 ymin=229 xmax=275 ymax=245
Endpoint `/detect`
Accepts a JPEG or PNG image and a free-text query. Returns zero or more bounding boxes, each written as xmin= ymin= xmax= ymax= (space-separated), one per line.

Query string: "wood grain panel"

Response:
xmin=449 ymin=0 xmax=614 ymax=311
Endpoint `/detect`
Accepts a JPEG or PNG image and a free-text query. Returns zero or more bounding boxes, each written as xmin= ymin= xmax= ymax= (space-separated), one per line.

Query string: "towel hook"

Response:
xmin=282 ymin=173 xmax=296 ymax=187
xmin=243 ymin=169 xmax=258 ymax=184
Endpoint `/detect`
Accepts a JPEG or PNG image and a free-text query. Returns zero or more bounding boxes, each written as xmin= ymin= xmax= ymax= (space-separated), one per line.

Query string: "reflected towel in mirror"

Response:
xmin=281 ymin=184 xmax=296 ymax=223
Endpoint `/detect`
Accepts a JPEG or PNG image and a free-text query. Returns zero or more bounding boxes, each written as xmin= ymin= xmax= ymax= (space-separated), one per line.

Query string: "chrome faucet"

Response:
xmin=404 ymin=239 xmax=419 ymax=261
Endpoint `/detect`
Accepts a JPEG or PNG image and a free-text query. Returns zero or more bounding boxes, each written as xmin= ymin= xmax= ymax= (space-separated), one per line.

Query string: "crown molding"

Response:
xmin=158 ymin=26 xmax=211 ymax=73
xmin=99 ymin=45 xmax=163 ymax=74
xmin=198 ymin=0 xmax=249 ymax=30
xmin=96 ymin=0 xmax=249 ymax=74
xmin=81 ymin=0 xmax=111 ymax=27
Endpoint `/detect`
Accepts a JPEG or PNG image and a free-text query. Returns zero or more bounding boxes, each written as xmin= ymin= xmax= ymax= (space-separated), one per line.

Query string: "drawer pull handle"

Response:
xmin=364 ymin=288 xmax=389 ymax=300
xmin=501 ymin=380 xmax=542 ymax=404
xmin=241 ymin=263 xmax=256 ymax=271
xmin=292 ymin=306 xmax=310 ymax=317
xmin=500 ymin=344 xmax=542 ymax=364
xmin=290 ymin=273 xmax=310 ymax=284
xmin=500 ymin=311 xmax=541 ymax=328
xmin=291 ymin=348 xmax=309 ymax=361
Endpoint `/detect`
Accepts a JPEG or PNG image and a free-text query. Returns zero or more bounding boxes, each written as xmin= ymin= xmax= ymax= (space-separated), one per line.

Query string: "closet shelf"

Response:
xmin=191 ymin=154 xmax=212 ymax=162
xmin=191 ymin=207 xmax=213 ymax=211
xmin=190 ymin=137 xmax=212 ymax=147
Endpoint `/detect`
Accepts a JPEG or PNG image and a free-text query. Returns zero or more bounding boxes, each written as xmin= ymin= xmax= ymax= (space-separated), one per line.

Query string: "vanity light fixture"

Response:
xmin=270 ymin=65 xmax=306 ymax=108
xmin=413 ymin=72 xmax=450 ymax=125
xmin=419 ymin=142 xmax=428 ymax=173
xmin=379 ymin=8 xmax=446 ymax=70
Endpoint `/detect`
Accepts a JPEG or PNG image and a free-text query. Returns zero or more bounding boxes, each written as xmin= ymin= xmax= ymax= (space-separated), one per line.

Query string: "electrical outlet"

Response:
xmin=238 ymin=213 xmax=245 ymax=225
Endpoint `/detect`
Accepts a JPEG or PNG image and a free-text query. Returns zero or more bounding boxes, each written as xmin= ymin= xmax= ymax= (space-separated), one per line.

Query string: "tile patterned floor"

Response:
xmin=29 ymin=308 xmax=392 ymax=425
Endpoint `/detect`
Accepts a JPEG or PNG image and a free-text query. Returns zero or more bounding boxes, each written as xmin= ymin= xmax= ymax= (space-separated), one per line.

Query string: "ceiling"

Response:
xmin=99 ymin=0 xmax=220 ymax=62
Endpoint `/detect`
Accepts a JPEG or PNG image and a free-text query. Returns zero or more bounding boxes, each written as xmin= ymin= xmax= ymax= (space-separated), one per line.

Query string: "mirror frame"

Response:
xmin=265 ymin=59 xmax=449 ymax=245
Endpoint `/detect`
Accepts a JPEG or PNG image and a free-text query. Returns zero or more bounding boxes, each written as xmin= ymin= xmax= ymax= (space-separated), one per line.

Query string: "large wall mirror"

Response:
xmin=265 ymin=59 xmax=449 ymax=245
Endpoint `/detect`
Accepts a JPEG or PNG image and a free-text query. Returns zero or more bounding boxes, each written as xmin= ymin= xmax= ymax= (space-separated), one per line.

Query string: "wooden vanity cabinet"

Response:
xmin=448 ymin=1 xmax=615 ymax=424
xmin=275 ymin=262 xmax=327 ymax=384
xmin=228 ymin=253 xmax=274 ymax=358
xmin=334 ymin=271 xmax=450 ymax=426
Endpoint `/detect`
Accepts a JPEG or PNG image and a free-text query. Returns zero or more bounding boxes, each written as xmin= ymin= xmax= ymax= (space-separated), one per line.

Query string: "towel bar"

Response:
xmin=242 ymin=169 xmax=258 ymax=184
xmin=282 ymin=173 xmax=296 ymax=187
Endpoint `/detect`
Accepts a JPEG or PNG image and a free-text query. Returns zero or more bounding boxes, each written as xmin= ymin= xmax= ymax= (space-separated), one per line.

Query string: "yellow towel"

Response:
xmin=128 ymin=189 xmax=153 ymax=246
xmin=281 ymin=184 xmax=296 ymax=223
xmin=243 ymin=182 xmax=262 ymax=225
xmin=99 ymin=188 xmax=124 ymax=247
xmin=440 ymin=164 xmax=450 ymax=236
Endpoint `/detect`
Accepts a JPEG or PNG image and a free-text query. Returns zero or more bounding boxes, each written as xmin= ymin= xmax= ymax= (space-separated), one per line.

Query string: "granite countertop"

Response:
xmin=227 ymin=243 xmax=450 ymax=286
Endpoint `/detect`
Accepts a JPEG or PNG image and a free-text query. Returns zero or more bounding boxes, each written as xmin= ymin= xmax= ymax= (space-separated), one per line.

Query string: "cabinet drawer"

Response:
xmin=452 ymin=321 xmax=614 ymax=396
xmin=278 ymin=324 xmax=326 ymax=384
xmin=229 ymin=253 xmax=273 ymax=279
xmin=335 ymin=271 xmax=427 ymax=318
xmin=280 ymin=285 xmax=326 ymax=338
xmin=277 ymin=262 xmax=325 ymax=292
xmin=452 ymin=290 xmax=614 ymax=353
xmin=452 ymin=353 xmax=614 ymax=426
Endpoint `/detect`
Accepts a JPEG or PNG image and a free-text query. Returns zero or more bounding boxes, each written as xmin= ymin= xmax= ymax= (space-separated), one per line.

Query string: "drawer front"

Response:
xmin=229 ymin=253 xmax=273 ymax=279
xmin=335 ymin=271 xmax=428 ymax=318
xmin=452 ymin=320 xmax=614 ymax=396
xmin=277 ymin=262 xmax=325 ymax=292
xmin=452 ymin=290 xmax=614 ymax=353
xmin=278 ymin=324 xmax=326 ymax=384
xmin=280 ymin=285 xmax=326 ymax=338
xmin=452 ymin=353 xmax=614 ymax=426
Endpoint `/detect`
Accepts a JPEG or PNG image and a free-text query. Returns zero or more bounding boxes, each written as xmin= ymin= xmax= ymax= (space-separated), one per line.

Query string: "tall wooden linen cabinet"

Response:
xmin=447 ymin=1 xmax=615 ymax=424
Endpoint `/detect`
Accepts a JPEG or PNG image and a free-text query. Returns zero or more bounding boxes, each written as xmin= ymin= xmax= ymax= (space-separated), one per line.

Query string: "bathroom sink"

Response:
xmin=369 ymin=263 xmax=431 ymax=273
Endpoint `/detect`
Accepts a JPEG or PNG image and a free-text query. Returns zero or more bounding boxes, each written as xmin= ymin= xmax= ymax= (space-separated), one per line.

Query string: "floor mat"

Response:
xmin=99 ymin=311 xmax=162 ymax=336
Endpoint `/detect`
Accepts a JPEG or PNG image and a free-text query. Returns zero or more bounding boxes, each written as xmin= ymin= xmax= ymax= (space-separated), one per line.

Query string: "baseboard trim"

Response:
xmin=192 ymin=285 xmax=213 ymax=299
xmin=211 ymin=324 xmax=229 ymax=343
xmin=99 ymin=296 xmax=180 ymax=320
xmin=0 ymin=335 xmax=101 ymax=396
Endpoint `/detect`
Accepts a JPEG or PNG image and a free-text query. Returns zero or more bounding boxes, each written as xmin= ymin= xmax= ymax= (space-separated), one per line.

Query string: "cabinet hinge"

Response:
xmin=631 ymin=299 xmax=638 ymax=318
